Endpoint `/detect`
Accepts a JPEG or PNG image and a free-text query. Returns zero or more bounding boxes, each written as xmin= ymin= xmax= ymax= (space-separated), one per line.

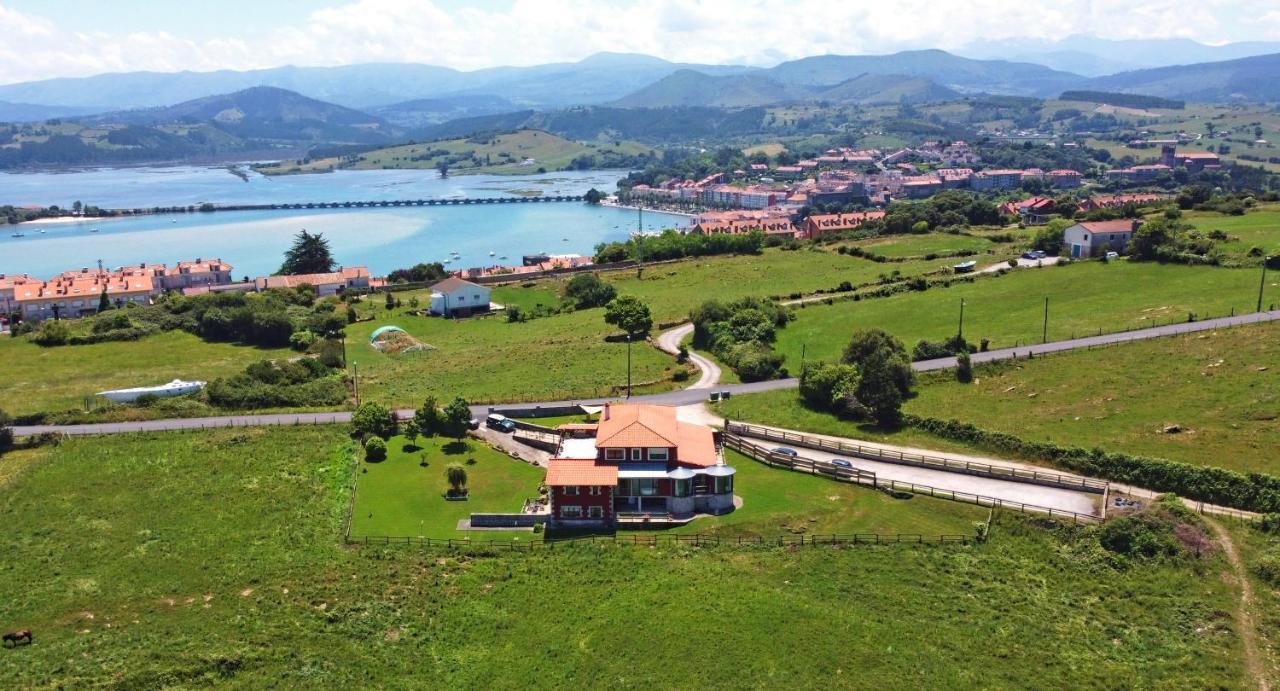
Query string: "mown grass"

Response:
xmin=0 ymin=428 xmax=1247 ymax=687
xmin=0 ymin=330 xmax=292 ymax=416
xmin=1184 ymin=204 xmax=1280 ymax=261
xmin=777 ymin=260 xmax=1280 ymax=365
xmin=860 ymin=232 xmax=1000 ymax=258
xmin=350 ymin=434 xmax=545 ymax=539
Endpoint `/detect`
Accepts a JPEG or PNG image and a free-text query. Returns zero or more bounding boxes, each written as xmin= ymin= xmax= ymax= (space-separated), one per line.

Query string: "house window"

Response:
xmin=564 ymin=486 xmax=579 ymax=496
xmin=588 ymin=506 xmax=603 ymax=518
xmin=605 ymin=448 xmax=625 ymax=461
xmin=631 ymin=448 xmax=642 ymax=461
xmin=646 ymin=448 xmax=670 ymax=461
xmin=637 ymin=479 xmax=658 ymax=496
xmin=1083 ymin=233 xmax=1089 ymax=241
xmin=560 ymin=505 xmax=582 ymax=518
xmin=673 ymin=478 xmax=691 ymax=497
xmin=714 ymin=476 xmax=734 ymax=494
xmin=588 ymin=486 xmax=602 ymax=496
xmin=473 ymin=294 xmax=481 ymax=300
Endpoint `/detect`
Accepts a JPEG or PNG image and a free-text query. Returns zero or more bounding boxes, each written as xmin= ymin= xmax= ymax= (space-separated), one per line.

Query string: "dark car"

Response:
xmin=1021 ymin=251 xmax=1039 ymax=260
xmin=771 ymin=447 xmax=799 ymax=458
xmin=467 ymin=417 xmax=481 ymax=431
xmin=830 ymin=458 xmax=854 ymax=469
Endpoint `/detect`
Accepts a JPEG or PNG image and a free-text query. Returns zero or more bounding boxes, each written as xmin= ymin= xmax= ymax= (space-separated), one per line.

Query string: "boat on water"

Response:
xmin=97 ymin=379 xmax=206 ymax=404
xmin=90 ymin=228 xmax=99 ymax=233
xmin=39 ymin=229 xmax=46 ymax=234
xmin=489 ymin=251 xmax=496 ymax=256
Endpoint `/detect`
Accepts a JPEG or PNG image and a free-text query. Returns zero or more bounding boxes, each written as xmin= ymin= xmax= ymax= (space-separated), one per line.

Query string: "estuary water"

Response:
xmin=0 ymin=166 xmax=684 ymax=279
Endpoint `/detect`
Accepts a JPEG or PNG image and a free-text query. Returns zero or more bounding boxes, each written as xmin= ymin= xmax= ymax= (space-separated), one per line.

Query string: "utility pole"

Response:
xmin=1259 ymin=257 xmax=1270 ymax=313
xmin=626 ymin=334 xmax=633 ymax=399
xmin=957 ymin=298 xmax=965 ymax=341
xmin=1042 ymin=297 xmax=1050 ymax=344
xmin=637 ymin=205 xmax=643 ymax=234
xmin=353 ymin=362 xmax=360 ymax=407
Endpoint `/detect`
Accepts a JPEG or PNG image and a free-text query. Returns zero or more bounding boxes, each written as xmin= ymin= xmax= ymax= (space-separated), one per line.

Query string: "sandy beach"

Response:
xmin=19 ymin=215 xmax=113 ymax=226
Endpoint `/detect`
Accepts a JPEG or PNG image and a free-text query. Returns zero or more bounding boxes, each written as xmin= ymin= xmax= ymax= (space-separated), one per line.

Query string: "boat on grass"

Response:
xmin=97 ymin=379 xmax=206 ymax=404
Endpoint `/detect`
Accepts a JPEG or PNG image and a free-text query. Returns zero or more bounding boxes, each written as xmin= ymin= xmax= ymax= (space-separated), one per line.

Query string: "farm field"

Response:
xmin=1184 ymin=204 xmax=1280 ymax=260
xmin=775 ymin=260 xmax=1280 ymax=365
xmin=860 ymin=232 xmax=1001 ymax=258
xmin=350 ymin=434 xmax=545 ymax=540
xmin=0 ymin=330 xmax=292 ymax=416
xmin=904 ymin=321 xmax=1280 ymax=475
xmin=0 ymin=428 xmax=1249 ymax=688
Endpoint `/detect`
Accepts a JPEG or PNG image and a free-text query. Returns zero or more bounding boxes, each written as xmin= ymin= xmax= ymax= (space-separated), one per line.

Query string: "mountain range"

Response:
xmin=961 ymin=34 xmax=1280 ymax=77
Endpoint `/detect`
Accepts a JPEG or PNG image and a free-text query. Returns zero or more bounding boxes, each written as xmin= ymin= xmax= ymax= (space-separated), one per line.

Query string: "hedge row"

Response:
xmin=903 ymin=414 xmax=1280 ymax=513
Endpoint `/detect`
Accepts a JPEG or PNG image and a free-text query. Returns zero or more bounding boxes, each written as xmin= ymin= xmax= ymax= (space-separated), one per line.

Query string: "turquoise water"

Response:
xmin=0 ymin=167 xmax=683 ymax=279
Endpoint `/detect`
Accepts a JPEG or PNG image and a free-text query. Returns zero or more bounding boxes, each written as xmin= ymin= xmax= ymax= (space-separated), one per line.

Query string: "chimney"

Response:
xmin=603 ymin=402 xmax=610 ymax=421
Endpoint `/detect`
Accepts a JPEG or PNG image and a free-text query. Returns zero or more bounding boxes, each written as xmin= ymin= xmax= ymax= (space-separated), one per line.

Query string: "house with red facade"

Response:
xmin=544 ymin=404 xmax=736 ymax=529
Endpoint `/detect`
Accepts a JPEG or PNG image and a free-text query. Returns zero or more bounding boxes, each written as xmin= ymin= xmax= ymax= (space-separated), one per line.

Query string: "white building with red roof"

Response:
xmin=545 ymin=403 xmax=735 ymax=529
xmin=1063 ymin=219 xmax=1142 ymax=258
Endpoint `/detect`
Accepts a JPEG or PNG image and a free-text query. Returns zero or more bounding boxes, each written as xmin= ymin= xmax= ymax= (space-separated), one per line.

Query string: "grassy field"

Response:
xmin=0 ymin=330 xmax=292 ymax=416
xmin=0 ymin=428 xmax=1251 ymax=687
xmin=257 ymin=129 xmax=652 ymax=176
xmin=905 ymin=322 xmax=1280 ymax=475
xmin=860 ymin=233 xmax=1001 ymax=258
xmin=1184 ymin=204 xmax=1280 ymax=260
xmin=777 ymin=260 xmax=1280 ymax=365
xmin=350 ymin=434 xmax=545 ymax=539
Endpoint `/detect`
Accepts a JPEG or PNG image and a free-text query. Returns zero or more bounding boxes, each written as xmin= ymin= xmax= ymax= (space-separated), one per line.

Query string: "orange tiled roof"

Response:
xmin=675 ymin=422 xmax=718 ymax=468
xmin=596 ymin=404 xmax=679 ymax=449
xmin=545 ymin=459 xmax=618 ymax=486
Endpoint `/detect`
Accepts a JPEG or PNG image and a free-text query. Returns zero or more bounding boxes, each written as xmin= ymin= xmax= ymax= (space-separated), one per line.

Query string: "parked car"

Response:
xmin=830 ymin=458 xmax=854 ymax=469
xmin=467 ymin=417 xmax=481 ymax=430
xmin=1105 ymin=251 xmax=1120 ymax=259
xmin=771 ymin=447 xmax=799 ymax=458
xmin=1021 ymin=251 xmax=1039 ymax=260
xmin=485 ymin=413 xmax=516 ymax=433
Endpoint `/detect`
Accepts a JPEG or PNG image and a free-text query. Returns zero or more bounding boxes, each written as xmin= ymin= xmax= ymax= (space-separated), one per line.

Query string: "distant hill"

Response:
xmin=0 ymin=100 xmax=100 ymax=123
xmin=95 ymin=86 xmax=399 ymax=144
xmin=370 ymin=94 xmax=519 ymax=128
xmin=816 ymin=73 xmax=960 ymax=104
xmin=414 ymin=106 xmax=772 ymax=144
xmin=0 ymin=53 xmax=755 ymax=112
xmin=611 ymin=70 xmax=808 ymax=108
xmin=963 ymin=35 xmax=1280 ymax=77
xmin=1076 ymin=53 xmax=1280 ymax=102
xmin=762 ymin=50 xmax=1083 ymax=97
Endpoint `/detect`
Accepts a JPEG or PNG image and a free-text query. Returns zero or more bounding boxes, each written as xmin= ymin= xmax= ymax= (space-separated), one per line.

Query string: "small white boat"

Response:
xmin=171 ymin=219 xmax=177 ymax=223
xmin=953 ymin=260 xmax=977 ymax=273
xmin=39 ymin=229 xmax=46 ymax=234
xmin=489 ymin=251 xmax=496 ymax=256
xmin=499 ymin=255 xmax=508 ymax=260
xmin=97 ymin=379 xmax=206 ymax=404
xmin=11 ymin=232 xmax=25 ymax=238
xmin=90 ymin=228 xmax=99 ymax=233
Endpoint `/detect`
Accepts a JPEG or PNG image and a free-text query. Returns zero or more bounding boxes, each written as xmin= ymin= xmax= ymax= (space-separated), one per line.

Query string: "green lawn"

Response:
xmin=0 ymin=330 xmax=292 ymax=416
xmin=350 ymin=434 xmax=545 ymax=539
xmin=659 ymin=449 xmax=987 ymax=538
xmin=777 ymin=260 xmax=1280 ymax=365
xmin=0 ymin=428 xmax=1250 ymax=687
xmin=509 ymin=412 xmax=599 ymax=428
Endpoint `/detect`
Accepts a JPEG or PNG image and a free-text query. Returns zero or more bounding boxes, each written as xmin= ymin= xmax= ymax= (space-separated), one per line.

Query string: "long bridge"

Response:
xmin=106 ymin=195 xmax=588 ymax=215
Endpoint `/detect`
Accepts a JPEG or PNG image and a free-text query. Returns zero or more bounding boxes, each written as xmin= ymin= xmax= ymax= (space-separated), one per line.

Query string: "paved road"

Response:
xmin=655 ymin=323 xmax=721 ymax=389
xmin=15 ymin=309 xmax=1280 ymax=437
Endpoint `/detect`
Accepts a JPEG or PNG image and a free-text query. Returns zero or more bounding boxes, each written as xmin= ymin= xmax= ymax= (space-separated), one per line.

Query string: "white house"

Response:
xmin=1062 ymin=220 xmax=1140 ymax=258
xmin=429 ymin=277 xmax=491 ymax=316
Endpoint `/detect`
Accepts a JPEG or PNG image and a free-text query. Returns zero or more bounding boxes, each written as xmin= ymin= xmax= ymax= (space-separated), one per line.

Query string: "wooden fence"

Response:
xmin=726 ymin=422 xmax=1109 ymax=494
xmin=724 ymin=433 xmax=1100 ymax=525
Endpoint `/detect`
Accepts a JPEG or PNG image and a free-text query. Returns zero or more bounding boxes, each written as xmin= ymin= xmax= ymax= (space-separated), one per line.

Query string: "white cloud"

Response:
xmin=0 ymin=0 xmax=1279 ymax=85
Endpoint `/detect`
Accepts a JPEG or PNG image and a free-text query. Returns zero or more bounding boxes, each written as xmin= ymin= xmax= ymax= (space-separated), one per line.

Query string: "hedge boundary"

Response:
xmin=903 ymin=414 xmax=1280 ymax=513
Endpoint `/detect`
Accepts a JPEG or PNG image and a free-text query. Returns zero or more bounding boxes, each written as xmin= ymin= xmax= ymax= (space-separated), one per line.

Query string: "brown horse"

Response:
xmin=2 ymin=629 xmax=32 ymax=647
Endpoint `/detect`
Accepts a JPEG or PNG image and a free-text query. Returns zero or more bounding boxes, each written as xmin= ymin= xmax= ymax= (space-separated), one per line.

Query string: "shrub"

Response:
xmin=289 ymin=330 xmax=318 ymax=351
xmin=799 ymin=362 xmax=861 ymax=414
xmin=364 ymin=436 xmax=387 ymax=462
xmin=0 ymin=408 xmax=13 ymax=452
xmin=31 ymin=319 xmax=71 ymax=346
xmin=564 ymin=273 xmax=617 ymax=309
xmin=726 ymin=344 xmax=785 ymax=382
xmin=843 ymin=329 xmax=914 ymax=425
xmin=1098 ymin=513 xmax=1183 ymax=559
xmin=352 ymin=401 xmax=396 ymax=440
xmin=1255 ymin=550 xmax=1280 ymax=586
xmin=956 ymin=351 xmax=973 ymax=383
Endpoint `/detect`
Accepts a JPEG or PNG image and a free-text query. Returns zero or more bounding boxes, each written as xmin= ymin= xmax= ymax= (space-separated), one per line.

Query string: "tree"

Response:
xmin=841 ymin=329 xmax=915 ymax=425
xmin=436 ymin=161 xmax=449 ymax=178
xmin=798 ymin=362 xmax=861 ymax=414
xmin=385 ymin=290 xmax=395 ymax=310
xmin=583 ymin=188 xmax=604 ymax=205
xmin=441 ymin=397 xmax=472 ymax=440
xmin=956 ymin=350 xmax=973 ymax=383
xmin=352 ymin=401 xmax=396 ymax=440
xmin=604 ymin=295 xmax=652 ymax=338
xmin=446 ymin=463 xmax=468 ymax=495
xmin=72 ymin=200 xmax=82 ymax=214
xmin=97 ymin=287 xmax=111 ymax=313
xmin=413 ymin=396 xmax=442 ymax=438
xmin=278 ymin=230 xmax=335 ymax=276
xmin=564 ymin=272 xmax=617 ymax=308
xmin=364 ymin=436 xmax=387 ymax=462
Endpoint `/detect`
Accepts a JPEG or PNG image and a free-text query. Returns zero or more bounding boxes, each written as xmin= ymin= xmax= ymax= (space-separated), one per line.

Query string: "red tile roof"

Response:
xmin=1077 ymin=220 xmax=1138 ymax=234
xmin=596 ymin=404 xmax=680 ymax=448
xmin=545 ymin=459 xmax=618 ymax=486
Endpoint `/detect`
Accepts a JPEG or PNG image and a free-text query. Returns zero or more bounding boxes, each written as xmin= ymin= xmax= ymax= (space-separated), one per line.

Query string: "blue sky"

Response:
xmin=2 ymin=0 xmax=1279 ymax=85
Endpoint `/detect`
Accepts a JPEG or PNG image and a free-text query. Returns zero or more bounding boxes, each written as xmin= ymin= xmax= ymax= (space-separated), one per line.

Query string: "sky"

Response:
xmin=3 ymin=0 xmax=1280 ymax=85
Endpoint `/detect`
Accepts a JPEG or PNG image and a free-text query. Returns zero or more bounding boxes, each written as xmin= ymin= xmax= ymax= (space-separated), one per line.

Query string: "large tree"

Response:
xmin=604 ymin=295 xmax=652 ymax=338
xmin=440 ymin=397 xmax=472 ymax=441
xmin=564 ymin=272 xmax=617 ymax=309
xmin=841 ymin=329 xmax=914 ymax=425
xmin=278 ymin=230 xmax=335 ymax=276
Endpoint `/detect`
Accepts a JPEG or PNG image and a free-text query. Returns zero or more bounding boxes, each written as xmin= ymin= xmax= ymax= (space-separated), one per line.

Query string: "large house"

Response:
xmin=1062 ymin=219 xmax=1141 ymax=258
xmin=254 ymin=265 xmax=371 ymax=296
xmin=545 ymin=404 xmax=736 ymax=529
xmin=428 ymin=276 xmax=491 ymax=316
xmin=802 ymin=211 xmax=886 ymax=239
